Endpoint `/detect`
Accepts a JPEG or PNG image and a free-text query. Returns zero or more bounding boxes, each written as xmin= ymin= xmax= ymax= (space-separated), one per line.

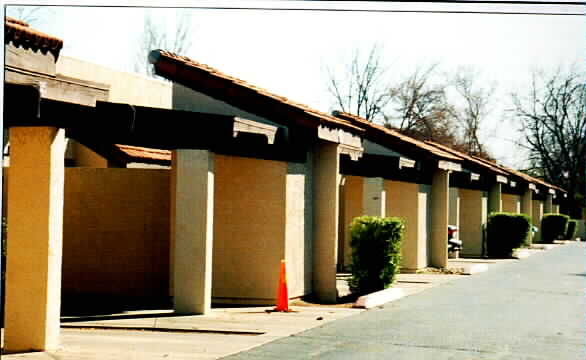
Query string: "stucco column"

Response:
xmin=171 ymin=150 xmax=214 ymax=314
xmin=363 ymin=177 xmax=386 ymax=217
xmin=312 ymin=142 xmax=340 ymax=303
xmin=449 ymin=187 xmax=460 ymax=229
xmin=431 ymin=169 xmax=449 ymax=268
xmin=459 ymin=189 xmax=488 ymax=257
xmin=552 ymin=203 xmax=560 ymax=214
xmin=521 ymin=189 xmax=533 ymax=218
xmin=488 ymin=183 xmax=502 ymax=215
xmin=4 ymin=127 xmax=65 ymax=352
xmin=544 ymin=193 xmax=553 ymax=214
xmin=532 ymin=199 xmax=544 ymax=243
xmin=521 ymin=188 xmax=534 ymax=244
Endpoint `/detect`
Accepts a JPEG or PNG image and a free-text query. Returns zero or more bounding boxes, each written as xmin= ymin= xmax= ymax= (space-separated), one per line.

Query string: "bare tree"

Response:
xmin=385 ymin=64 xmax=459 ymax=145
xmin=512 ymin=67 xmax=585 ymax=218
xmin=326 ymin=45 xmax=391 ymax=122
xmin=134 ymin=9 xmax=193 ymax=78
xmin=6 ymin=6 xmax=53 ymax=26
xmin=452 ymin=68 xmax=495 ymax=158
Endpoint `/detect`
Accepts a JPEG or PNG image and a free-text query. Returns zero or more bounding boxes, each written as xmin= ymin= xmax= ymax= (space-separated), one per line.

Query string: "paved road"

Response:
xmin=224 ymin=243 xmax=585 ymax=360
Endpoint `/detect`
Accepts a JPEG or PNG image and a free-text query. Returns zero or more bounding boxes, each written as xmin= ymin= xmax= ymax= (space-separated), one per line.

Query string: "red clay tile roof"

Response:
xmin=470 ymin=155 xmax=566 ymax=193
xmin=148 ymin=50 xmax=363 ymax=134
xmin=332 ymin=111 xmax=462 ymax=162
xmin=115 ymin=144 xmax=171 ymax=162
xmin=424 ymin=140 xmax=509 ymax=176
xmin=5 ymin=16 xmax=63 ymax=59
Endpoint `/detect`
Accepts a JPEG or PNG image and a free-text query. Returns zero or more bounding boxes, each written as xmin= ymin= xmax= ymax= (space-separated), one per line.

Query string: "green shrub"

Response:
xmin=349 ymin=216 xmax=404 ymax=296
xmin=541 ymin=213 xmax=569 ymax=243
xmin=486 ymin=212 xmax=531 ymax=258
xmin=565 ymin=219 xmax=578 ymax=240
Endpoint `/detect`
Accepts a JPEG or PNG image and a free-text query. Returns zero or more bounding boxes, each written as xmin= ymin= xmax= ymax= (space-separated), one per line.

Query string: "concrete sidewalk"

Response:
xmin=0 ymin=273 xmax=486 ymax=360
xmin=2 ymin=244 xmax=560 ymax=360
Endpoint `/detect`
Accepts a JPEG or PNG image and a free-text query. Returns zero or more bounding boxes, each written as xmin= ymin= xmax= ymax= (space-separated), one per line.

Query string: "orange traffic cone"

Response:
xmin=274 ymin=259 xmax=290 ymax=312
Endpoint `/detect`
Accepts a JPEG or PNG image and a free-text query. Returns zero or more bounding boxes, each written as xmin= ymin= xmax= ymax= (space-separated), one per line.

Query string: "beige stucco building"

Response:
xmin=1 ymin=17 xmax=572 ymax=355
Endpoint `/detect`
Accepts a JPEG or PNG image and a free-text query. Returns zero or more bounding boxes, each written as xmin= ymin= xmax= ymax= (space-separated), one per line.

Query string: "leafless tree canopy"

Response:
xmin=326 ymin=48 xmax=495 ymax=159
xmin=326 ymin=45 xmax=391 ymax=122
xmin=134 ymin=10 xmax=193 ymax=78
xmin=452 ymin=68 xmax=494 ymax=158
xmin=6 ymin=6 xmax=53 ymax=26
xmin=512 ymin=68 xmax=585 ymax=217
xmin=385 ymin=64 xmax=459 ymax=146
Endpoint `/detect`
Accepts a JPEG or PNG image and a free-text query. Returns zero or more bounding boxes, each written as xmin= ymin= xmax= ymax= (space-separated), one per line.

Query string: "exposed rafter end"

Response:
xmin=233 ymin=117 xmax=278 ymax=144
xmin=548 ymin=189 xmax=556 ymax=195
xmin=339 ymin=144 xmax=363 ymax=161
xmin=438 ymin=160 xmax=462 ymax=172
xmin=528 ymin=183 xmax=537 ymax=191
xmin=399 ymin=157 xmax=416 ymax=169
xmin=318 ymin=125 xmax=362 ymax=148
xmin=496 ymin=175 xmax=508 ymax=184
xmin=509 ymin=181 xmax=517 ymax=188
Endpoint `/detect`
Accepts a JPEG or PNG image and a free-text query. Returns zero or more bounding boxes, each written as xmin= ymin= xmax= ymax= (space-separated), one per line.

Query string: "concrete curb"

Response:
xmin=530 ymin=244 xmax=558 ymax=250
xmin=513 ymin=249 xmax=533 ymax=259
xmin=460 ymin=263 xmax=489 ymax=275
xmin=353 ymin=288 xmax=404 ymax=309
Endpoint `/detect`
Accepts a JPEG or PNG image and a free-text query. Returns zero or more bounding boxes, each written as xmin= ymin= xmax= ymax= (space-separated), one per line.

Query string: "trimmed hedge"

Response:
xmin=486 ymin=212 xmax=531 ymax=258
xmin=349 ymin=216 xmax=404 ymax=296
xmin=565 ymin=219 xmax=578 ymax=240
xmin=541 ymin=213 xmax=569 ymax=243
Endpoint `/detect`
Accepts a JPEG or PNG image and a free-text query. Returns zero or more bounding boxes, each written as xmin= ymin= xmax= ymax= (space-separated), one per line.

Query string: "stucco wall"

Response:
xmin=57 ymin=56 xmax=172 ymax=108
xmin=502 ymin=194 xmax=521 ymax=214
xmin=339 ymin=176 xmax=364 ymax=270
xmin=386 ymin=180 xmax=428 ymax=271
xmin=66 ymin=140 xmax=108 ymax=168
xmin=62 ymin=168 xmax=170 ymax=298
xmin=577 ymin=220 xmax=585 ymax=240
xmin=459 ymin=189 xmax=488 ymax=257
xmin=340 ymin=178 xmax=429 ymax=271
xmin=552 ymin=204 xmax=560 ymax=214
xmin=532 ymin=199 xmax=544 ymax=242
xmin=171 ymin=83 xmax=283 ymax=131
xmin=212 ymin=155 xmax=288 ymax=304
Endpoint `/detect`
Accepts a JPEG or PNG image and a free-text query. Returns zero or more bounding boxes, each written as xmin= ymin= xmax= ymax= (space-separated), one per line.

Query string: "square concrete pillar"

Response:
xmin=521 ymin=189 xmax=533 ymax=244
xmin=544 ymin=194 xmax=553 ymax=214
xmin=488 ymin=183 xmax=502 ymax=215
xmin=4 ymin=127 xmax=65 ymax=352
xmin=449 ymin=187 xmax=460 ymax=229
xmin=312 ymin=142 xmax=340 ymax=303
xmin=431 ymin=169 xmax=449 ymax=268
xmin=171 ymin=150 xmax=214 ymax=314
xmin=363 ymin=177 xmax=386 ymax=217
xmin=552 ymin=203 xmax=560 ymax=214
xmin=339 ymin=176 xmax=363 ymax=271
xmin=459 ymin=189 xmax=488 ymax=257
xmin=521 ymin=188 xmax=533 ymax=219
xmin=532 ymin=199 xmax=544 ymax=243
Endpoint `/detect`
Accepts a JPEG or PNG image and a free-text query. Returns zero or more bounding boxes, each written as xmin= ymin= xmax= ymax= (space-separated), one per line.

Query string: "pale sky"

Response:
xmin=4 ymin=1 xmax=585 ymax=168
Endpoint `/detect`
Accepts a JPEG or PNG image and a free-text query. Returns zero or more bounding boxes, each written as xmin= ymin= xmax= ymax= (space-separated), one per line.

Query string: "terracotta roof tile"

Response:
xmin=5 ymin=16 xmax=63 ymax=59
xmin=470 ymin=155 xmax=565 ymax=192
xmin=150 ymin=50 xmax=362 ymax=133
xmin=332 ymin=111 xmax=462 ymax=161
xmin=115 ymin=144 xmax=171 ymax=162
xmin=6 ymin=17 xmax=29 ymax=27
